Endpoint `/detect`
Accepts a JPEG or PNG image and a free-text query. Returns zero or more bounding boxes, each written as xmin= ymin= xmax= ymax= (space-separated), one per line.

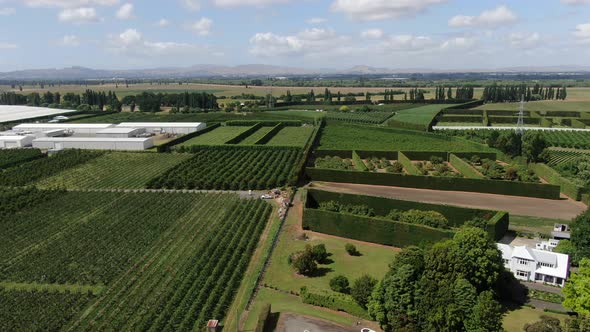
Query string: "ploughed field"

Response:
xmin=0 ymin=188 xmax=272 ymax=331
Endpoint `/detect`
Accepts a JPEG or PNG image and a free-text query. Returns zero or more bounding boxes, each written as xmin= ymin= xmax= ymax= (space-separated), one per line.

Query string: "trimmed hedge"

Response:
xmin=255 ymin=123 xmax=284 ymax=145
xmin=300 ymin=287 xmax=371 ymax=319
xmin=483 ymin=110 xmax=490 ymax=126
xmin=387 ymin=119 xmax=428 ymax=131
xmin=449 ymin=154 xmax=484 ymax=179
xmin=313 ymin=150 xmax=496 ymax=163
xmin=226 ymin=120 xmax=302 ymax=127
xmin=156 ymin=123 xmax=220 ymax=152
xmin=488 ymin=211 xmax=509 ymax=242
xmin=303 ymin=208 xmax=454 ymax=248
xmin=255 ymin=303 xmax=271 ymax=332
xmin=571 ymin=119 xmax=586 ymax=129
xmin=398 ymin=152 xmax=420 ymax=175
xmin=352 ymin=151 xmax=368 ymax=172
xmin=541 ymin=118 xmax=554 ymax=128
xmin=225 ymin=123 xmax=263 ymax=144
xmin=529 ymin=163 xmax=587 ymax=200
xmin=306 ymin=189 xmax=497 ymax=227
xmin=305 ymin=168 xmax=561 ymax=199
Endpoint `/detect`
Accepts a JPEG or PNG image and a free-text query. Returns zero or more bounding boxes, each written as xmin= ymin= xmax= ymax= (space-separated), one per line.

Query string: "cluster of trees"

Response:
xmin=122 ymin=91 xmax=218 ymax=112
xmin=289 ymin=243 xmax=330 ymax=276
xmin=556 ymin=210 xmax=590 ymax=265
xmin=0 ymin=89 xmax=122 ymax=111
xmin=553 ymin=155 xmax=590 ymax=187
xmin=367 ymin=227 xmax=512 ymax=332
xmin=482 ymin=83 xmax=567 ymax=102
xmin=486 ymin=130 xmax=548 ymax=162
xmin=0 ymin=92 xmax=28 ymax=105
xmin=433 ymin=86 xmax=475 ymax=100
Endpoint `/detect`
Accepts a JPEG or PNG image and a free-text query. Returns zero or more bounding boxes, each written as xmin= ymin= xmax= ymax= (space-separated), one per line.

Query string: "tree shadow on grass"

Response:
xmin=308 ymin=267 xmax=333 ymax=278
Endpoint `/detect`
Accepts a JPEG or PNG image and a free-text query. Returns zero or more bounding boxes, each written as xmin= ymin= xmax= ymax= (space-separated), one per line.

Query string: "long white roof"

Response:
xmin=116 ymin=122 xmax=204 ymax=128
xmin=14 ymin=123 xmax=114 ymax=129
xmin=33 ymin=137 xmax=151 ymax=142
xmin=96 ymin=127 xmax=140 ymax=134
xmin=0 ymin=106 xmax=77 ymax=123
xmin=0 ymin=135 xmax=33 ymax=141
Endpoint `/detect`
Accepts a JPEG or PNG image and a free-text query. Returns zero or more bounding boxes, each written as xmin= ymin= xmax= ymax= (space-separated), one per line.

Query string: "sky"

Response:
xmin=0 ymin=0 xmax=590 ymax=71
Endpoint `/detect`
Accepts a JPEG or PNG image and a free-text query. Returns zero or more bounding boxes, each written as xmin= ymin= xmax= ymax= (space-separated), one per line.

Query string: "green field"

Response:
xmin=266 ymin=126 xmax=315 ymax=147
xmin=389 ymin=104 xmax=453 ymax=126
xmin=502 ymin=306 xmax=566 ymax=332
xmin=180 ymin=126 xmax=253 ymax=146
xmin=36 ymin=152 xmax=191 ymax=189
xmin=476 ymin=100 xmax=590 ymax=113
xmin=0 ymin=189 xmax=272 ymax=331
xmin=509 ymin=215 xmax=569 ymax=234
xmin=317 ymin=123 xmax=493 ymax=152
xmin=325 ymin=111 xmax=394 ymax=124
xmin=238 ymin=126 xmax=275 ymax=145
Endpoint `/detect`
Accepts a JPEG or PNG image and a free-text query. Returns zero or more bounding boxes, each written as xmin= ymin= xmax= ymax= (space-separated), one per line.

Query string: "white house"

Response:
xmin=497 ymin=243 xmax=569 ymax=287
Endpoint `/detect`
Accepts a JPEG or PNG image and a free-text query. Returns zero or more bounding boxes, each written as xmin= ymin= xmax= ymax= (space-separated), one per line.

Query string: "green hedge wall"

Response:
xmin=306 ymin=189 xmax=498 ymax=227
xmin=254 ymin=123 xmax=284 ymax=145
xmin=303 ymin=208 xmax=454 ymax=248
xmin=529 ymin=163 xmax=587 ymax=200
xmin=488 ymin=211 xmax=509 ymax=241
xmin=305 ymin=168 xmax=561 ymax=199
xmin=226 ymin=120 xmax=302 ymax=127
xmin=157 ymin=123 xmax=220 ymax=152
xmin=255 ymin=303 xmax=272 ymax=332
xmin=449 ymin=154 xmax=484 ymax=179
xmin=352 ymin=150 xmax=368 ymax=171
xmin=540 ymin=118 xmax=554 ymax=128
xmin=398 ymin=152 xmax=420 ymax=175
xmin=571 ymin=119 xmax=586 ymax=129
xmin=225 ymin=123 xmax=263 ymax=144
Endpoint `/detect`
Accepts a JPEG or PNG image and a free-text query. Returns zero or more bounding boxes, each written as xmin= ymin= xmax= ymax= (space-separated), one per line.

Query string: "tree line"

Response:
xmin=482 ymin=83 xmax=567 ymax=102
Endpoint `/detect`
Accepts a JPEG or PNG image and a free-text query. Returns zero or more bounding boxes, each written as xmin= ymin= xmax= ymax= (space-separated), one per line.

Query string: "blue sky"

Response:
xmin=0 ymin=0 xmax=589 ymax=71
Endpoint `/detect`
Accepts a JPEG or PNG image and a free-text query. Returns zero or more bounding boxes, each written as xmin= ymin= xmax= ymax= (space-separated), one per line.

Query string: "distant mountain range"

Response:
xmin=1 ymin=64 xmax=590 ymax=80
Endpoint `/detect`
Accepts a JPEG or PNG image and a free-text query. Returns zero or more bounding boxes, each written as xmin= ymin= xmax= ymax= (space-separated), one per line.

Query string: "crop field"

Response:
xmin=266 ymin=126 xmax=314 ymax=147
xmin=148 ymin=146 xmax=302 ymax=190
xmin=179 ymin=126 xmax=253 ymax=146
xmin=475 ymin=100 xmax=590 ymax=112
xmin=542 ymin=131 xmax=590 ymax=149
xmin=325 ymin=111 xmax=394 ymax=124
xmin=317 ymin=123 xmax=493 ymax=152
xmin=547 ymin=148 xmax=590 ymax=166
xmin=0 ymin=189 xmax=272 ymax=331
xmin=238 ymin=126 xmax=275 ymax=145
xmin=0 ymin=148 xmax=44 ymax=170
xmin=36 ymin=152 xmax=191 ymax=189
xmin=0 ymin=150 xmax=103 ymax=187
xmin=389 ymin=104 xmax=453 ymax=127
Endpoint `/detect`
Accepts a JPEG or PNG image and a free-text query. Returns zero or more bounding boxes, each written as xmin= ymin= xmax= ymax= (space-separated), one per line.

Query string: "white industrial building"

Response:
xmin=96 ymin=127 xmax=145 ymax=138
xmin=33 ymin=137 xmax=154 ymax=151
xmin=0 ymin=105 xmax=77 ymax=123
xmin=0 ymin=135 xmax=35 ymax=148
xmin=497 ymin=243 xmax=569 ymax=287
xmin=116 ymin=122 xmax=206 ymax=135
xmin=13 ymin=123 xmax=114 ymax=135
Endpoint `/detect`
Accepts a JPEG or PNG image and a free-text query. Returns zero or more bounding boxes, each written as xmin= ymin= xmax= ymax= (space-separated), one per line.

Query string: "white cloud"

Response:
xmin=306 ymin=17 xmax=327 ymax=24
xmin=249 ymin=28 xmax=352 ymax=57
xmin=22 ymin=0 xmax=118 ymax=8
xmin=58 ymin=7 xmax=99 ymax=23
xmin=574 ymin=23 xmax=590 ymax=43
xmin=331 ymin=0 xmax=447 ymax=21
xmin=59 ymin=35 xmax=80 ymax=46
xmin=213 ymin=0 xmax=290 ymax=7
xmin=361 ymin=28 xmax=384 ymax=39
xmin=449 ymin=5 xmax=517 ymax=28
xmin=0 ymin=7 xmax=15 ymax=15
xmin=0 ymin=42 xmax=18 ymax=49
xmin=108 ymin=28 xmax=207 ymax=57
xmin=380 ymin=34 xmax=435 ymax=52
xmin=157 ymin=18 xmax=170 ymax=27
xmin=115 ymin=2 xmax=133 ymax=19
xmin=561 ymin=0 xmax=590 ymax=4
xmin=440 ymin=36 xmax=477 ymax=50
xmin=180 ymin=0 xmax=200 ymax=11
xmin=507 ymin=32 xmax=542 ymax=49
xmin=188 ymin=17 xmax=212 ymax=36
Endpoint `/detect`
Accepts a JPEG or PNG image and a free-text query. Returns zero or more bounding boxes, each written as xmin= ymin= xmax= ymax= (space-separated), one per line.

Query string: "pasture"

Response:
xmin=0 ymin=189 xmax=271 ymax=331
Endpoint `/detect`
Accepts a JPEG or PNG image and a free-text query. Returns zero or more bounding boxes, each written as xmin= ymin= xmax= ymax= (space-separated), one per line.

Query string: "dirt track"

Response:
xmin=312 ymin=182 xmax=586 ymax=220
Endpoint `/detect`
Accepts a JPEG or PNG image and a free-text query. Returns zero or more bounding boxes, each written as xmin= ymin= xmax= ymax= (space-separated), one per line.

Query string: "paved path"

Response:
xmin=312 ymin=182 xmax=586 ymax=220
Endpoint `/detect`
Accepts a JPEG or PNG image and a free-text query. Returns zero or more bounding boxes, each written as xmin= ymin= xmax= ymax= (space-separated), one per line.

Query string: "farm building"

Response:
xmin=0 ymin=135 xmax=34 ymax=148
xmin=32 ymin=137 xmax=154 ymax=151
xmin=116 ymin=122 xmax=206 ymax=135
xmin=95 ymin=127 xmax=145 ymax=138
xmin=13 ymin=123 xmax=115 ymax=135
xmin=0 ymin=105 xmax=77 ymax=123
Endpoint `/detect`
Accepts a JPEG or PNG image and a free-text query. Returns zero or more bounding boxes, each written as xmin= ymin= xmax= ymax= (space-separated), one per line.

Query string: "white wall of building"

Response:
xmin=32 ymin=137 xmax=153 ymax=151
xmin=0 ymin=135 xmax=34 ymax=148
xmin=116 ymin=122 xmax=206 ymax=135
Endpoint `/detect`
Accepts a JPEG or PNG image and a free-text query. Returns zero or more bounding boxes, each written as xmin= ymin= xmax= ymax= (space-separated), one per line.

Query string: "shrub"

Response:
xmin=329 ymin=275 xmax=350 ymax=294
xmin=351 ymin=275 xmax=377 ymax=308
xmin=430 ymin=156 xmax=444 ymax=165
xmin=345 ymin=243 xmax=360 ymax=256
xmin=311 ymin=244 xmax=329 ymax=263
xmin=387 ymin=209 xmax=450 ymax=229
xmin=290 ymin=245 xmax=317 ymax=276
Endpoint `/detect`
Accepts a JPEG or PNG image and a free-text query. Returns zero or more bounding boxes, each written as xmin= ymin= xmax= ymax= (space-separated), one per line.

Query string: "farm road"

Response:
xmin=311 ymin=182 xmax=586 ymax=220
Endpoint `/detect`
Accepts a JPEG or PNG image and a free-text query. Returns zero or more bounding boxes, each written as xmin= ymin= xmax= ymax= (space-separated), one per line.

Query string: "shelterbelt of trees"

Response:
xmin=0 ymin=90 xmax=219 ymax=112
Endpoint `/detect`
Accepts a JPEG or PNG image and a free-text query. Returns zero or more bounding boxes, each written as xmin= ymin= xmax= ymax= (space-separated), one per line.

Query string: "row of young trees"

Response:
xmin=482 ymin=83 xmax=567 ymax=102
xmin=121 ymin=91 xmax=218 ymax=112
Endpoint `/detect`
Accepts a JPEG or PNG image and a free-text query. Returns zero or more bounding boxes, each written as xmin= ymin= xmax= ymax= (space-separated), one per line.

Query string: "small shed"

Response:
xmin=206 ymin=320 xmax=219 ymax=332
xmin=0 ymin=135 xmax=34 ymax=148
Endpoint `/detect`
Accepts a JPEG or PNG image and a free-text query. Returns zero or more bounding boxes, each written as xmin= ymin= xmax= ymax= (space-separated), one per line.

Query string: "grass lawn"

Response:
xmin=266 ymin=126 xmax=315 ymax=147
xmin=262 ymin=191 xmax=397 ymax=295
xmin=502 ymin=306 xmax=567 ymax=332
xmin=36 ymin=152 xmax=191 ymax=190
xmin=317 ymin=123 xmax=494 ymax=152
xmin=509 ymin=215 xmax=570 ymax=234
xmin=389 ymin=104 xmax=454 ymax=126
xmin=238 ymin=126 xmax=275 ymax=145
